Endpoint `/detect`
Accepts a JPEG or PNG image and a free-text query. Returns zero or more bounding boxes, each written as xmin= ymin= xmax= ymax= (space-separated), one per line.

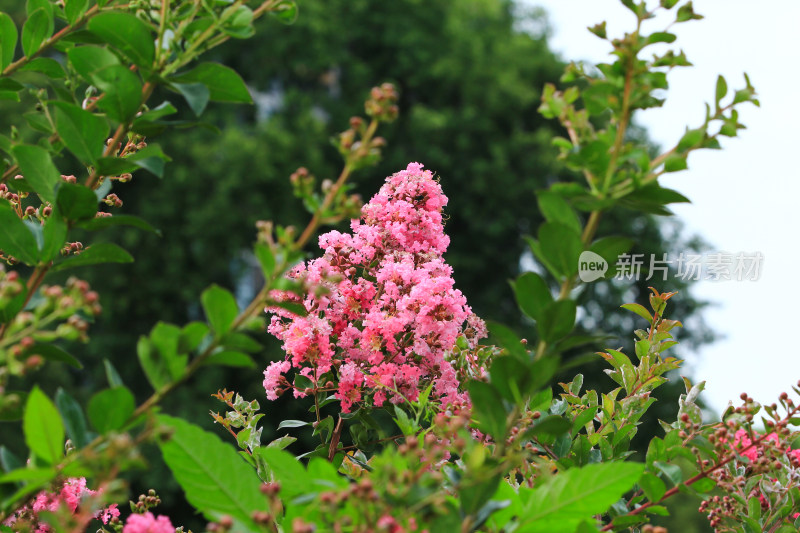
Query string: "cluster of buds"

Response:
xmin=0 ymin=182 xmax=23 ymax=212
xmin=103 ymin=193 xmax=123 ymax=208
xmin=130 ymin=489 xmax=162 ymax=514
xmin=695 ymin=389 xmax=800 ymax=531
xmin=364 ymin=83 xmax=399 ymax=122
xmin=2 ymin=277 xmax=101 ymax=376
xmin=61 ymin=241 xmax=85 ymax=256
xmin=0 ymin=269 xmax=23 ymax=309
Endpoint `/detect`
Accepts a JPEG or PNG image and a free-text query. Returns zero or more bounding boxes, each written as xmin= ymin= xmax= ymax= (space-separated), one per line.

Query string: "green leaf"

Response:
xmin=103 ymin=359 xmax=124 ymax=387
xmin=93 ymin=64 xmax=143 ymax=123
xmin=277 ymin=419 xmax=309 ymax=429
xmin=467 ymin=380 xmax=507 ymax=440
xmin=0 ymin=13 xmax=18 ymax=71
xmin=256 ymin=447 xmax=309 ymax=498
xmin=51 ymin=102 xmax=109 ymax=164
xmin=461 ymin=474 xmax=502 ymax=516
xmin=64 ymin=0 xmax=89 ymax=24
xmin=55 ymin=388 xmax=90 ymax=449
xmin=78 ymin=214 xmax=161 ymax=235
xmin=677 ymin=128 xmax=704 ymax=152
xmin=512 ymin=272 xmax=552 ymax=322
xmin=40 ymin=211 xmax=67 ymax=262
xmin=52 ymin=242 xmax=133 ymax=272
xmin=538 ymin=299 xmax=577 ymax=343
xmin=149 ymin=322 xmax=187 ymax=381
xmin=525 ymin=415 xmax=572 ymax=438
xmin=66 ymin=45 xmax=119 ymax=82
xmin=639 ymin=472 xmax=666 ymax=503
xmin=589 ymin=236 xmax=633 ymax=277
xmin=137 ymin=336 xmax=168 ymax=391
xmin=270 ymin=0 xmax=299 ymax=24
xmin=21 ymin=8 xmax=49 ymax=57
xmin=715 ymin=75 xmax=727 ymax=107
xmin=13 ymin=144 xmax=60 ymax=203
xmin=486 ymin=321 xmax=527 ymax=359
xmin=203 ymin=350 xmax=255 ymax=368
xmin=28 ymin=343 xmax=82 ymax=369
xmin=158 ymin=415 xmax=270 ymax=527
xmin=0 ymin=202 xmax=40 ymax=265
xmin=201 ymin=285 xmax=239 ymax=336
xmin=171 ymin=62 xmax=253 ymax=104
xmin=125 ymin=144 xmax=171 ymax=178
xmin=87 ymin=12 xmax=154 ymax=67
xmin=24 ymin=386 xmax=65 ymax=464
xmin=621 ymin=303 xmax=653 ymax=322
xmin=646 ymin=32 xmax=676 ymax=44
xmin=87 ymin=387 xmax=135 ymax=433
xmin=56 ymin=182 xmax=98 ymax=221
xmin=663 ymin=155 xmax=688 ymax=173
xmin=517 ymin=462 xmax=644 ymax=532
xmin=172 ymin=82 xmax=210 ymax=116
xmin=537 ymin=222 xmax=583 ymax=279
xmin=490 ymin=356 xmax=533 ymax=404
xmin=537 ymin=191 xmax=581 ymax=234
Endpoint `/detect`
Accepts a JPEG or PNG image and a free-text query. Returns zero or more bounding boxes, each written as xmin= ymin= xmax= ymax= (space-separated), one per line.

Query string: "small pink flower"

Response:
xmin=122 ymin=511 xmax=174 ymax=533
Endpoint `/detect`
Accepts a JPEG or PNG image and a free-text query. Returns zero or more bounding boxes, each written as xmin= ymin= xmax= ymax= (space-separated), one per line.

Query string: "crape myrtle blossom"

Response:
xmin=122 ymin=511 xmax=175 ymax=533
xmin=2 ymin=477 xmax=120 ymax=532
xmin=264 ymin=163 xmax=487 ymax=412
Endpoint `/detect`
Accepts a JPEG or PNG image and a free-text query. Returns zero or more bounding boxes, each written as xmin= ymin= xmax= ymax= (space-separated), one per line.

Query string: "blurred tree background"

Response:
xmin=0 ymin=0 xmax=714 ymax=530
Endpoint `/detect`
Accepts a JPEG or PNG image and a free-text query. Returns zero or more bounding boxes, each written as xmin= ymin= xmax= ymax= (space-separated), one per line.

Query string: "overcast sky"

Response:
xmin=528 ymin=1 xmax=800 ymax=413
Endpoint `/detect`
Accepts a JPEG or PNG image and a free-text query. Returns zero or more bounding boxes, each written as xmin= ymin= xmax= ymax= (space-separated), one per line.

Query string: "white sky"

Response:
xmin=530 ymin=0 xmax=800 ymax=413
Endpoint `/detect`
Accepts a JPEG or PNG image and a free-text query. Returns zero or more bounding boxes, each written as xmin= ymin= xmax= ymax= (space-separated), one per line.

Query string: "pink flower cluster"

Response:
xmin=122 ymin=511 xmax=175 ymax=533
xmin=731 ymin=429 xmax=800 ymax=463
xmin=2 ymin=477 xmax=119 ymax=532
xmin=264 ymin=163 xmax=486 ymax=412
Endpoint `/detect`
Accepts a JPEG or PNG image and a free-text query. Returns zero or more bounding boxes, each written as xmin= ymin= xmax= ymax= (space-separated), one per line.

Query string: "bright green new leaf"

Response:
xmin=52 ymin=102 xmax=109 ymax=164
xmin=171 ymin=62 xmax=253 ymax=104
xmin=51 ymin=242 xmax=133 ymax=272
xmin=715 ymin=75 xmax=727 ymax=107
xmin=620 ymin=303 xmax=653 ymax=322
xmin=0 ymin=202 xmax=40 ymax=265
xmin=104 ymin=359 xmax=124 ymax=388
xmin=201 ymin=285 xmax=239 ymax=336
xmin=158 ymin=415 xmax=270 ymax=527
xmin=24 ymin=386 xmax=65 ymax=464
xmin=87 ymin=12 xmax=155 ymax=67
xmin=55 ymin=388 xmax=90 ymax=449
xmin=150 ymin=322 xmax=187 ymax=380
xmin=512 ymin=271 xmax=552 ymax=322
xmin=13 ymin=144 xmax=60 ymax=203
xmin=87 ymin=387 xmax=135 ymax=433
xmin=517 ymin=462 xmax=644 ymax=532
xmin=0 ymin=13 xmax=17 ymax=71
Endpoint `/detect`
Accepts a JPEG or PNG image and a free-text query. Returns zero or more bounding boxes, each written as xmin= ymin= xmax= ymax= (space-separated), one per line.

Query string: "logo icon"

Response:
xmin=578 ymin=251 xmax=608 ymax=283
